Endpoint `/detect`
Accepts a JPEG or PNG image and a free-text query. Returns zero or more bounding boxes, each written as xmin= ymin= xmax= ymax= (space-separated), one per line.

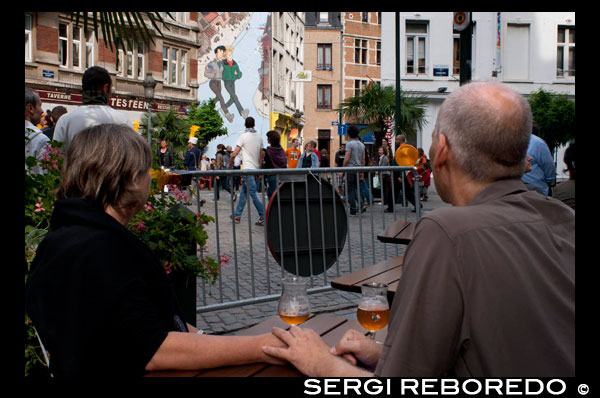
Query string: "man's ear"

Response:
xmin=433 ymin=133 xmax=450 ymax=170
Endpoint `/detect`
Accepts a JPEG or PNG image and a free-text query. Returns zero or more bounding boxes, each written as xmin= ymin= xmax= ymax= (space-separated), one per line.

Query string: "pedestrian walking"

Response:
xmin=297 ymin=140 xmax=319 ymax=168
xmin=286 ymin=138 xmax=301 ymax=168
xmin=53 ymin=66 xmax=131 ymax=152
xmin=342 ymin=126 xmax=366 ymax=215
xmin=262 ymin=130 xmax=287 ymax=199
xmin=215 ymin=143 xmax=236 ymax=201
xmin=228 ymin=117 xmax=265 ymax=226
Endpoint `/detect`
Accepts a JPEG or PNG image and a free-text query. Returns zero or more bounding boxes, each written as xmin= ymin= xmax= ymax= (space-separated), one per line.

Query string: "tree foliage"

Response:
xmin=336 ymin=82 xmax=427 ymax=146
xmin=185 ymin=98 xmax=229 ymax=148
xmin=68 ymin=12 xmax=170 ymax=54
xmin=140 ymin=99 xmax=228 ymax=168
xmin=528 ymin=89 xmax=575 ymax=154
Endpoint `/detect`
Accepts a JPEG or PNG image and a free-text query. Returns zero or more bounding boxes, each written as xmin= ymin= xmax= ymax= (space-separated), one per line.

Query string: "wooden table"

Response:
xmin=145 ymin=314 xmax=385 ymax=377
xmin=330 ymin=255 xmax=404 ymax=299
xmin=376 ymin=220 xmax=415 ymax=245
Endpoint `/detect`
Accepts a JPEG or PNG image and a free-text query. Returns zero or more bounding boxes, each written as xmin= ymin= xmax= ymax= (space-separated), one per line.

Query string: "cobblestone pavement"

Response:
xmin=183 ymin=181 xmax=449 ymax=335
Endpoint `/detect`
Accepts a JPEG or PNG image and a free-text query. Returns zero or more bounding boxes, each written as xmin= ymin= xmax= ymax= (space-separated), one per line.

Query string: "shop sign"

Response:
xmin=36 ymin=88 xmax=82 ymax=105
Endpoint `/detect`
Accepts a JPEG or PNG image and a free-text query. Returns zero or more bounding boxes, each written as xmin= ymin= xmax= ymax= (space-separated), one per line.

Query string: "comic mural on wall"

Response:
xmin=197 ymin=12 xmax=271 ymax=155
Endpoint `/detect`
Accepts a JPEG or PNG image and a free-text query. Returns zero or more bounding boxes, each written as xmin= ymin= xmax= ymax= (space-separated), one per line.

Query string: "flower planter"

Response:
xmin=168 ymin=268 xmax=197 ymax=328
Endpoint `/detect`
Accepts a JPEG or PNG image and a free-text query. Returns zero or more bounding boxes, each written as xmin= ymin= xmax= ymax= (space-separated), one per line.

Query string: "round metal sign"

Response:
xmin=265 ymin=174 xmax=347 ymax=277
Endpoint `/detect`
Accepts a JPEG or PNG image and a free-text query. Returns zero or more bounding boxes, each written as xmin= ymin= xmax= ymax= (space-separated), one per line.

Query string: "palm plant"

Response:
xmin=336 ymin=81 xmax=428 ymax=146
xmin=68 ymin=12 xmax=171 ymax=53
xmin=141 ymin=109 xmax=188 ymax=168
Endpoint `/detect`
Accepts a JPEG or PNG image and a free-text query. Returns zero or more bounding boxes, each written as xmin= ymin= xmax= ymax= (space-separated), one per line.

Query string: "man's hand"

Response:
xmin=330 ymin=329 xmax=383 ymax=371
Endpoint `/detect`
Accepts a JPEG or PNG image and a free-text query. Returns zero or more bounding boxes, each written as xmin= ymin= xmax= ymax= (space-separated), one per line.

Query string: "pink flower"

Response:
xmin=169 ymin=185 xmax=189 ymax=203
xmin=144 ymin=201 xmax=153 ymax=212
xmin=134 ymin=220 xmax=146 ymax=232
xmin=220 ymin=254 xmax=230 ymax=266
xmin=164 ymin=261 xmax=172 ymax=275
xmin=34 ymin=203 xmax=45 ymax=212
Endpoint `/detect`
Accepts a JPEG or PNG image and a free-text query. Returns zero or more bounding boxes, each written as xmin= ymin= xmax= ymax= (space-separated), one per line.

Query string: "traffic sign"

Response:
xmin=454 ymin=12 xmax=471 ymax=31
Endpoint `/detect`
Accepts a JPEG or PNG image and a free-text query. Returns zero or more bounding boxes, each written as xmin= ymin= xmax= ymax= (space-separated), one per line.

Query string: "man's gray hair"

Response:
xmin=434 ymin=81 xmax=532 ymax=182
xmin=25 ymin=87 xmax=39 ymax=106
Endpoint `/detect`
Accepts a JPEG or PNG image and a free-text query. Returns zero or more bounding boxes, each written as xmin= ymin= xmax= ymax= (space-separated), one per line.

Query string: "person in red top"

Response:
xmin=416 ymin=148 xmax=431 ymax=201
xmin=286 ymin=138 xmax=301 ymax=168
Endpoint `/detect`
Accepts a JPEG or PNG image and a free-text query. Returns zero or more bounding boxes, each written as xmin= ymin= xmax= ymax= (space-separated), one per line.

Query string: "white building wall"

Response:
xmin=381 ymin=12 xmax=575 ymax=181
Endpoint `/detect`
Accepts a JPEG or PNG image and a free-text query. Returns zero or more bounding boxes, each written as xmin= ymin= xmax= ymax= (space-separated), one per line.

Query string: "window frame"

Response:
xmin=354 ymin=79 xmax=368 ymax=97
xmin=317 ymin=84 xmax=332 ymax=109
xmin=452 ymin=32 xmax=460 ymax=76
xmin=354 ymin=39 xmax=368 ymax=65
xmin=317 ymin=43 xmax=332 ymax=69
xmin=556 ymin=25 xmax=575 ymax=78
xmin=405 ymin=20 xmax=428 ymax=76
xmin=72 ymin=25 xmax=82 ymax=69
xmin=162 ymin=45 xmax=189 ymax=86
xmin=85 ymin=29 xmax=95 ymax=69
xmin=58 ymin=22 xmax=68 ymax=67
xmin=25 ymin=14 xmax=33 ymax=62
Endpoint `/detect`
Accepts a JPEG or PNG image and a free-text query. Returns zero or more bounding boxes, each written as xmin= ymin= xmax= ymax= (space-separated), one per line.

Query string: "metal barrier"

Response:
xmin=172 ymin=166 xmax=421 ymax=313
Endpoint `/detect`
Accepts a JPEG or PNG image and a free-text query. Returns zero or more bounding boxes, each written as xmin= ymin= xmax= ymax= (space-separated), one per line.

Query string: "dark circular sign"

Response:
xmin=265 ymin=173 xmax=347 ymax=277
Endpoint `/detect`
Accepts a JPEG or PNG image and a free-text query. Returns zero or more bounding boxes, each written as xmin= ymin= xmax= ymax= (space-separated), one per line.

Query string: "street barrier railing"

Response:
xmin=170 ymin=166 xmax=420 ymax=313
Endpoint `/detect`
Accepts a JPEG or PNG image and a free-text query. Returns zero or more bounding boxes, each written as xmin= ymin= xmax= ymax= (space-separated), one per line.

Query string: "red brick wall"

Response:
xmin=97 ymin=39 xmax=117 ymax=65
xmin=189 ymin=57 xmax=197 ymax=80
xmin=149 ymin=50 xmax=162 ymax=74
xmin=36 ymin=25 xmax=58 ymax=54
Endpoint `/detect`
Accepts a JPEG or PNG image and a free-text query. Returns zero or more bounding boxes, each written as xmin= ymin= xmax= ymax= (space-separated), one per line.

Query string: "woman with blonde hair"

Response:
xmin=25 ymin=124 xmax=285 ymax=377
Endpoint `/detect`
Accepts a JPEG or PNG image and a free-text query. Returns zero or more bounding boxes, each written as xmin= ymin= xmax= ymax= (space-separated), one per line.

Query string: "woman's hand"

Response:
xmin=262 ymin=326 xmax=374 ymax=377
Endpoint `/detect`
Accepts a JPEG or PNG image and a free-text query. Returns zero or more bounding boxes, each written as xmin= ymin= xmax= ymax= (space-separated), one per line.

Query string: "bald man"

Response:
xmin=262 ymin=81 xmax=575 ymax=377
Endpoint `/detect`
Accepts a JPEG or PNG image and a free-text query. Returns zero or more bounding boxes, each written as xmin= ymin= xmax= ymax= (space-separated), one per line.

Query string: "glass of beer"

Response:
xmin=357 ymin=282 xmax=390 ymax=339
xmin=278 ymin=277 xmax=310 ymax=325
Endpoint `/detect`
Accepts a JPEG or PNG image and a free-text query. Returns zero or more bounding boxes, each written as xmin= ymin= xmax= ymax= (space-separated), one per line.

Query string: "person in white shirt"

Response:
xmin=25 ymin=87 xmax=50 ymax=175
xmin=228 ymin=117 xmax=265 ymax=225
xmin=53 ymin=66 xmax=131 ymax=152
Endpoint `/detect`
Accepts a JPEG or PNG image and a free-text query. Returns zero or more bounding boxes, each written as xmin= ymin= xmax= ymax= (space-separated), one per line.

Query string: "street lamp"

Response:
xmin=142 ymin=73 xmax=157 ymax=147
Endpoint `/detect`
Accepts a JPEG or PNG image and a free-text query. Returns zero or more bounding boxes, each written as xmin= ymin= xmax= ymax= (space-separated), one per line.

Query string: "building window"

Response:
xmin=72 ymin=25 xmax=82 ymax=69
xmin=406 ymin=21 xmax=428 ymax=75
xmin=376 ymin=41 xmax=381 ymax=66
xmin=317 ymin=85 xmax=332 ymax=109
xmin=163 ymin=47 xmax=169 ymax=82
xmin=319 ymin=12 xmax=329 ymax=24
xmin=317 ymin=44 xmax=332 ymax=69
xmin=171 ymin=48 xmax=178 ymax=84
xmin=362 ymin=12 xmax=368 ymax=23
xmin=163 ymin=45 xmax=188 ymax=86
xmin=505 ymin=23 xmax=530 ymax=80
xmin=453 ymin=33 xmax=460 ymax=76
xmin=85 ymin=29 xmax=94 ymax=68
xmin=25 ymin=14 xmax=32 ymax=62
xmin=116 ymin=40 xmax=144 ymax=79
xmin=126 ymin=43 xmax=134 ymax=77
xmin=354 ymin=80 xmax=368 ymax=96
xmin=163 ymin=12 xmax=187 ymax=24
xmin=354 ymin=39 xmax=367 ymax=64
xmin=137 ymin=42 xmax=144 ymax=79
xmin=557 ymin=26 xmax=575 ymax=77
xmin=180 ymin=50 xmax=187 ymax=86
xmin=58 ymin=21 xmax=94 ymax=70
xmin=59 ymin=23 xmax=68 ymax=67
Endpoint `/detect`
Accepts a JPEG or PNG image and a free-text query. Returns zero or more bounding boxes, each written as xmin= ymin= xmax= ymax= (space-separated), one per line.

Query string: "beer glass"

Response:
xmin=357 ymin=282 xmax=390 ymax=339
xmin=278 ymin=277 xmax=310 ymax=325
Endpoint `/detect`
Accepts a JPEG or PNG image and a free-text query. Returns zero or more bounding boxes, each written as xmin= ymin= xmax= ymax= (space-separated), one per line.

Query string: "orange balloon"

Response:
xmin=395 ymin=144 xmax=419 ymax=166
